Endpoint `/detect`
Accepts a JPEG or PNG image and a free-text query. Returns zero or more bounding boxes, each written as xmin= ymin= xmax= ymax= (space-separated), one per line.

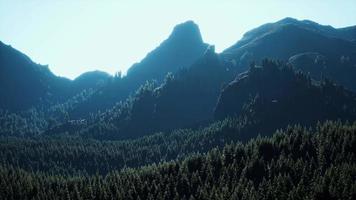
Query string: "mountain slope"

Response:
xmin=288 ymin=52 xmax=356 ymax=91
xmin=0 ymin=41 xmax=72 ymax=111
xmin=221 ymin=18 xmax=356 ymax=91
xmin=215 ymin=60 xmax=356 ymax=136
xmin=0 ymin=41 xmax=114 ymax=112
xmin=72 ymin=70 xmax=111 ymax=92
xmin=126 ymin=20 xmax=209 ymax=86
xmin=66 ymin=48 xmax=238 ymax=139
xmin=226 ymin=17 xmax=356 ymax=51
xmin=70 ymin=21 xmax=210 ymax=117
xmin=223 ymin=18 xmax=356 ymax=66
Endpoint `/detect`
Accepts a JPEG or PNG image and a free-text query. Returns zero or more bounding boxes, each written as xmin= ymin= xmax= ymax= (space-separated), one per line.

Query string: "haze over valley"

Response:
xmin=1 ymin=1 xmax=356 ymax=199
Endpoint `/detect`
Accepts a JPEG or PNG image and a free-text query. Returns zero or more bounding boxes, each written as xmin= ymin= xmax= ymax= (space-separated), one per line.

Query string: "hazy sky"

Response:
xmin=1 ymin=0 xmax=355 ymax=79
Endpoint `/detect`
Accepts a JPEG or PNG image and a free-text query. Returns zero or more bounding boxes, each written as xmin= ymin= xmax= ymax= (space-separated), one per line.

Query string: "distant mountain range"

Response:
xmin=1 ymin=17 xmax=356 ymax=139
xmin=67 ymin=21 xmax=210 ymax=117
xmin=1 ymin=17 xmax=356 ymax=200
xmin=0 ymin=21 xmax=209 ymax=112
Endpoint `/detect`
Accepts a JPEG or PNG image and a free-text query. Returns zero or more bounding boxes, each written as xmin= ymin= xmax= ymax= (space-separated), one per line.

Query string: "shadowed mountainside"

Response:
xmin=222 ymin=18 xmax=356 ymax=91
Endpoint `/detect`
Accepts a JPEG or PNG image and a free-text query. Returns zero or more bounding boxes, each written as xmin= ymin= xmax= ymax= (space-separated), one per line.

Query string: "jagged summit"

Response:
xmin=168 ymin=20 xmax=203 ymax=44
xmin=125 ymin=20 xmax=208 ymax=84
xmin=68 ymin=20 xmax=209 ymax=115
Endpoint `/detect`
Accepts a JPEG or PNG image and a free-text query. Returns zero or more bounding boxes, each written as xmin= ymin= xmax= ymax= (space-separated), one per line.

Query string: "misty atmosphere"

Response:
xmin=0 ymin=1 xmax=356 ymax=199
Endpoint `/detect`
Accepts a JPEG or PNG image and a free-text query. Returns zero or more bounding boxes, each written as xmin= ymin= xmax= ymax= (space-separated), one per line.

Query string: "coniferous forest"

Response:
xmin=1 ymin=16 xmax=356 ymax=199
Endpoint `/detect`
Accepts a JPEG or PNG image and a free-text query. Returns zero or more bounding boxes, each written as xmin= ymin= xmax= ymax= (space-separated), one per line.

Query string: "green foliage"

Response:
xmin=76 ymin=52 xmax=236 ymax=139
xmin=0 ymin=89 xmax=95 ymax=136
xmin=0 ymin=121 xmax=355 ymax=199
xmin=215 ymin=60 xmax=356 ymax=138
xmin=2 ymin=19 xmax=356 ymax=199
xmin=0 ymin=118 xmax=245 ymax=175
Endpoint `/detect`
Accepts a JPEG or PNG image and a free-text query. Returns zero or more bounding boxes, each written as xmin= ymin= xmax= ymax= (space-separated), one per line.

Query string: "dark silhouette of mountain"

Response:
xmin=0 ymin=42 xmax=113 ymax=111
xmin=66 ymin=47 xmax=238 ymax=139
xmin=70 ymin=21 xmax=210 ymax=116
xmin=0 ymin=20 xmax=211 ymax=135
xmin=215 ymin=60 xmax=356 ymax=136
xmin=223 ymin=18 xmax=356 ymax=66
xmin=227 ymin=17 xmax=356 ymax=50
xmin=0 ymin=41 xmax=72 ymax=111
xmin=126 ymin=20 xmax=209 ymax=86
xmin=221 ymin=18 xmax=356 ymax=91
xmin=1 ymin=19 xmax=356 ymax=200
xmin=289 ymin=52 xmax=356 ymax=91
xmin=2 ymin=19 xmax=356 ymax=140
xmin=72 ymin=70 xmax=111 ymax=91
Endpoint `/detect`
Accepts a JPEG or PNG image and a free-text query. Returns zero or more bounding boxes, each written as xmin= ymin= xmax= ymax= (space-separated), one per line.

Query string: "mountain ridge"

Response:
xmin=1 ymin=17 xmax=356 ymax=137
xmin=67 ymin=20 xmax=210 ymax=116
xmin=221 ymin=17 xmax=356 ymax=91
xmin=1 ymin=17 xmax=356 ymax=199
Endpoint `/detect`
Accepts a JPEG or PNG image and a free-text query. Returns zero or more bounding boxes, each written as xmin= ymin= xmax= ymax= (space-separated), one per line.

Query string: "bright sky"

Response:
xmin=1 ymin=0 xmax=355 ymax=79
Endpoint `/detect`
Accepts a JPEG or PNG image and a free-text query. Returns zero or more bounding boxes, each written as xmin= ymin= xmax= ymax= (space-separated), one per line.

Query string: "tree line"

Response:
xmin=0 ymin=121 xmax=355 ymax=199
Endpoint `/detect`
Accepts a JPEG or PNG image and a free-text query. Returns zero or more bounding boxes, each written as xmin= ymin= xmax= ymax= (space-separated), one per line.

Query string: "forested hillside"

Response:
xmin=1 ymin=121 xmax=355 ymax=199
xmin=74 ymin=47 xmax=236 ymax=139
xmin=43 ymin=59 xmax=356 ymax=140
xmin=215 ymin=60 xmax=356 ymax=136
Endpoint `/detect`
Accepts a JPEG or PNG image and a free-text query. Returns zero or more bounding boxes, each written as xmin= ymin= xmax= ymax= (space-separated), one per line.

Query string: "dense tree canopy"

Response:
xmin=0 ymin=121 xmax=355 ymax=199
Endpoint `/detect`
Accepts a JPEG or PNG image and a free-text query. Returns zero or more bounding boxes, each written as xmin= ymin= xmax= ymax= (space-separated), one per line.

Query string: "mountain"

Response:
xmin=221 ymin=18 xmax=356 ymax=91
xmin=70 ymin=21 xmax=210 ymax=116
xmin=56 ymin=47 xmax=238 ymax=139
xmin=72 ymin=70 xmax=111 ymax=92
xmin=223 ymin=17 xmax=356 ymax=66
xmin=1 ymin=18 xmax=356 ymax=200
xmin=227 ymin=17 xmax=356 ymax=50
xmin=0 ymin=20 xmax=211 ymax=136
xmin=126 ymin=20 xmax=209 ymax=86
xmin=2 ymin=19 xmax=356 ymax=138
xmin=0 ymin=41 xmax=72 ymax=111
xmin=0 ymin=42 xmax=114 ymax=112
xmin=288 ymin=52 xmax=356 ymax=91
xmin=215 ymin=59 xmax=356 ymax=137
